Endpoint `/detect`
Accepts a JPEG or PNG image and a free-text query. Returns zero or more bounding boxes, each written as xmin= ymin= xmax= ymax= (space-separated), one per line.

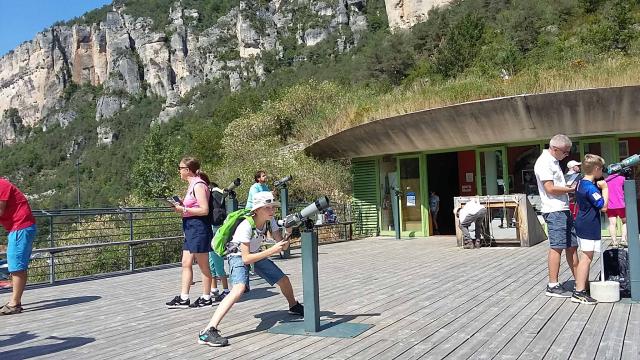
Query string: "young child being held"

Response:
xmin=573 ymin=154 xmax=608 ymax=305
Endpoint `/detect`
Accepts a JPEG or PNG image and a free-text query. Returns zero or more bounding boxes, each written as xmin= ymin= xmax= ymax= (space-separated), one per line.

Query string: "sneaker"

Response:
xmin=289 ymin=301 xmax=304 ymax=316
xmin=571 ymin=290 xmax=598 ymax=305
xmin=212 ymin=291 xmax=228 ymax=303
xmin=545 ymin=284 xmax=571 ymax=298
xmin=473 ymin=240 xmax=481 ymax=249
xmin=198 ymin=327 xmax=229 ymax=347
xmin=189 ymin=297 xmax=213 ymax=308
xmin=166 ymin=296 xmax=190 ymax=309
xmin=0 ymin=302 xmax=23 ymax=315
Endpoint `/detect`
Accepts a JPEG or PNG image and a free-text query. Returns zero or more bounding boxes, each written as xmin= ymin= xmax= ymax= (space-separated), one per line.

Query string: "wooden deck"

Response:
xmin=1 ymin=236 xmax=639 ymax=359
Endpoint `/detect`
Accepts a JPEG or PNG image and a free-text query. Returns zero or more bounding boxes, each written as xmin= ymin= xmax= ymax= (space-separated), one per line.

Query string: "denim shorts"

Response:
xmin=228 ymin=255 xmax=285 ymax=286
xmin=7 ymin=224 xmax=37 ymax=272
xmin=543 ymin=211 xmax=577 ymax=249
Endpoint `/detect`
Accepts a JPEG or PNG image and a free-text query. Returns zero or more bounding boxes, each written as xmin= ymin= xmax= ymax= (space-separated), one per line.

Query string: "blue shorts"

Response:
xmin=7 ymin=224 xmax=37 ymax=272
xmin=182 ymin=217 xmax=213 ymax=253
xmin=543 ymin=211 xmax=577 ymax=249
xmin=228 ymin=255 xmax=285 ymax=286
xmin=208 ymin=226 xmax=227 ymax=277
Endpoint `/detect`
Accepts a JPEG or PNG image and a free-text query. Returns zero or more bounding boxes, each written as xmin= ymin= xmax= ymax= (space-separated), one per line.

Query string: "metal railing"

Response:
xmin=0 ymin=203 xmax=357 ymax=285
xmin=1 ymin=207 xmax=184 ymax=285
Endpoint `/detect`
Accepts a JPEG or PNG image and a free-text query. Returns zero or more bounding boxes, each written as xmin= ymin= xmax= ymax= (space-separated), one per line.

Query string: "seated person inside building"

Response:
xmin=454 ymin=199 xmax=489 ymax=249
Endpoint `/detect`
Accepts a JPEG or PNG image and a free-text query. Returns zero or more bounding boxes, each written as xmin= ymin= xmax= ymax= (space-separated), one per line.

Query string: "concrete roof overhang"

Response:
xmin=304 ymin=85 xmax=640 ymax=159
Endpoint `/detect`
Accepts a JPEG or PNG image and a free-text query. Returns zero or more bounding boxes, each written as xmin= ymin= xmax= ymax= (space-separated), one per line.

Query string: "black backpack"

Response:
xmin=602 ymin=248 xmax=631 ymax=297
xmin=210 ymin=188 xmax=227 ymax=226
xmin=193 ymin=182 xmax=227 ymax=226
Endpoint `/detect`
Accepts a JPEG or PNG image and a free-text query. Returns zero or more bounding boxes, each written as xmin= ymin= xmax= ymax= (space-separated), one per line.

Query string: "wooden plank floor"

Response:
xmin=1 ymin=236 xmax=639 ymax=360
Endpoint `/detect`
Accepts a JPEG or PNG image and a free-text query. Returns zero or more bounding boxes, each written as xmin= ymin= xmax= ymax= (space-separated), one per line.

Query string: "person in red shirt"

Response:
xmin=0 ymin=178 xmax=37 ymax=315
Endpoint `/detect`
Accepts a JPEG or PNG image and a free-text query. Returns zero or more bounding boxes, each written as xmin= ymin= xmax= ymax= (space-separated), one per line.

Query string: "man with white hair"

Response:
xmin=565 ymin=160 xmax=582 ymax=185
xmin=534 ymin=134 xmax=578 ymax=298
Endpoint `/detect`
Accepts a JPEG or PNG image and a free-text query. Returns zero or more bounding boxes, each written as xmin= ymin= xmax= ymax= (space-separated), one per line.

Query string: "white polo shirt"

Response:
xmin=534 ymin=149 xmax=569 ymax=213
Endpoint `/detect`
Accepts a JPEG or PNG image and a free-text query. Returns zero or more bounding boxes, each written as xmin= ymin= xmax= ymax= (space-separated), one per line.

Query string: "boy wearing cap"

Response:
xmin=198 ymin=192 xmax=303 ymax=347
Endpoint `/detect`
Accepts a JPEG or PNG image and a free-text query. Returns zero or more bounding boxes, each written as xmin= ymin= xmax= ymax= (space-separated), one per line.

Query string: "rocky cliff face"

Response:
xmin=385 ymin=0 xmax=450 ymax=29
xmin=0 ymin=0 xmax=446 ymax=146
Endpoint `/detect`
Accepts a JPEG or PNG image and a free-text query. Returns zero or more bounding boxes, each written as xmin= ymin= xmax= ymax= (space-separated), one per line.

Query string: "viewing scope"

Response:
xmin=274 ymin=175 xmax=293 ymax=188
xmin=606 ymin=154 xmax=640 ymax=175
xmin=224 ymin=178 xmax=241 ymax=194
xmin=278 ymin=196 xmax=330 ymax=228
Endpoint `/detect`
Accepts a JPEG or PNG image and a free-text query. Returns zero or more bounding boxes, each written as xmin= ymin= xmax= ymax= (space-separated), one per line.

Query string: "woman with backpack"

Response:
xmin=197 ymin=191 xmax=304 ymax=347
xmin=165 ymin=157 xmax=215 ymax=308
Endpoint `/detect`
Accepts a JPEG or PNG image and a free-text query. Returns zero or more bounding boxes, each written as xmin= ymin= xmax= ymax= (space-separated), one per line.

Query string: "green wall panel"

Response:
xmin=352 ymin=159 xmax=379 ymax=236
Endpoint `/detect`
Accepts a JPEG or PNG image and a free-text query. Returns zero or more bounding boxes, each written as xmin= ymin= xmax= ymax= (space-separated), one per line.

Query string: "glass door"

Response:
xmin=477 ymin=147 xmax=514 ymax=240
xmin=399 ymin=157 xmax=422 ymax=233
xmin=379 ymin=155 xmax=397 ymax=234
xmin=477 ymin=147 xmax=508 ymax=195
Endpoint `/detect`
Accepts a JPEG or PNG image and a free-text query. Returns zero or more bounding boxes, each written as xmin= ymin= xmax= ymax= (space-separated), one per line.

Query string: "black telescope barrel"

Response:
xmin=225 ymin=178 xmax=241 ymax=192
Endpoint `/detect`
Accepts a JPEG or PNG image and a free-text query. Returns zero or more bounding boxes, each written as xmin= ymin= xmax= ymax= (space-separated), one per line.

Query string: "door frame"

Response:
xmin=475 ymin=146 xmax=509 ymax=195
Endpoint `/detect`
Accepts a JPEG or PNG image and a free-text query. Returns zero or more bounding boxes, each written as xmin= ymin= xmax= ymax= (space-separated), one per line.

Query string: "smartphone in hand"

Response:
xmin=166 ymin=196 xmax=183 ymax=206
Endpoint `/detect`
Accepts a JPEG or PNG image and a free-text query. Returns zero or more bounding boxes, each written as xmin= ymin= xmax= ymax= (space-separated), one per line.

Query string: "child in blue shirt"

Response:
xmin=573 ymin=154 xmax=608 ymax=305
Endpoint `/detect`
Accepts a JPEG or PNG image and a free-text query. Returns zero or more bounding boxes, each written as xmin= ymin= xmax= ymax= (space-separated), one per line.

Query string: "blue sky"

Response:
xmin=0 ymin=0 xmax=113 ymax=56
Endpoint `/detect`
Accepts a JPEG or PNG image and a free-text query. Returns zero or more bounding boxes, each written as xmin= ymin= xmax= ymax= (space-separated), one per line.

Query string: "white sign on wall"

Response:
xmin=406 ymin=192 xmax=416 ymax=207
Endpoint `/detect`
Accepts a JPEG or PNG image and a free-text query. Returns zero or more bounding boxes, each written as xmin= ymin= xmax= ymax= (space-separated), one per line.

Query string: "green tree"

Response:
xmin=434 ymin=14 xmax=486 ymax=78
xmin=132 ymin=126 xmax=186 ymax=199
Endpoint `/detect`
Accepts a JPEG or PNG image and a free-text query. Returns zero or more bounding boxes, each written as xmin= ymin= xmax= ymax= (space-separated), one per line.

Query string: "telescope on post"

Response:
xmin=274 ymin=175 xmax=294 ymax=258
xmin=606 ymin=154 xmax=640 ymax=177
xmin=273 ymin=175 xmax=293 ymax=188
xmin=277 ymin=196 xmax=330 ymax=229
xmin=223 ymin=178 xmax=241 ymax=213
xmin=223 ymin=178 xmax=241 ymax=196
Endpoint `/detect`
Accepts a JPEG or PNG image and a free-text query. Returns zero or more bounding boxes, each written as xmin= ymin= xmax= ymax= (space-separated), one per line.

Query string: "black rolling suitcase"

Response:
xmin=602 ymin=248 xmax=631 ymax=297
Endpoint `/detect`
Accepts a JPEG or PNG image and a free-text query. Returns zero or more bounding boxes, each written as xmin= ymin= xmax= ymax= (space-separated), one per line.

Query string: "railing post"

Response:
xmin=624 ymin=180 xmax=640 ymax=301
xmin=128 ymin=212 xmax=135 ymax=272
xmin=301 ymin=228 xmax=320 ymax=332
xmin=49 ymin=215 xmax=55 ymax=284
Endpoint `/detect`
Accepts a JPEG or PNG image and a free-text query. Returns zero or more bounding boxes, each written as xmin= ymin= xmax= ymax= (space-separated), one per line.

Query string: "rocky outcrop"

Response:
xmin=385 ymin=0 xmax=451 ymax=30
xmin=96 ymin=95 xmax=129 ymax=121
xmin=0 ymin=109 xmax=22 ymax=146
xmin=97 ymin=124 xmax=118 ymax=146
xmin=0 ymin=0 xmax=376 ymax=140
xmin=43 ymin=110 xmax=77 ymax=131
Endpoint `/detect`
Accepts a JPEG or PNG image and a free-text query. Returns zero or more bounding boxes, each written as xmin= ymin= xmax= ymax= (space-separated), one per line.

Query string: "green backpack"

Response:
xmin=211 ymin=209 xmax=256 ymax=257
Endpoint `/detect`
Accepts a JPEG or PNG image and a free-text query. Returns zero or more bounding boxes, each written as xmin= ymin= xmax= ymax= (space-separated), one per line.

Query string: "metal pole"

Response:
xmin=128 ymin=212 xmax=135 ymax=272
xmin=624 ymin=180 xmax=640 ymax=301
xmin=226 ymin=192 xmax=238 ymax=214
xmin=301 ymin=228 xmax=320 ymax=332
xmin=49 ymin=215 xmax=55 ymax=284
xmin=391 ymin=188 xmax=401 ymax=239
xmin=280 ymin=184 xmax=290 ymax=258
xmin=75 ymin=159 xmax=81 ymax=208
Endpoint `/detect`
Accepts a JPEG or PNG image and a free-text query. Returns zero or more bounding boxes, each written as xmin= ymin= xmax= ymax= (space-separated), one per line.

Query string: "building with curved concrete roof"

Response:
xmin=305 ymin=86 xmax=640 ymax=238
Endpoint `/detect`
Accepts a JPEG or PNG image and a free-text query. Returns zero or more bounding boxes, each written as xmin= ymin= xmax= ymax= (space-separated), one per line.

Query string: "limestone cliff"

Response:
xmin=0 ymin=0 xmax=445 ymax=146
xmin=385 ymin=0 xmax=450 ymax=29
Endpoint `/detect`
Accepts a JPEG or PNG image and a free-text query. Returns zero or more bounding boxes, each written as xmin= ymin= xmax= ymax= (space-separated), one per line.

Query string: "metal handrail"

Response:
xmin=0 ymin=204 xmax=354 ymax=285
xmin=0 ymin=236 xmax=183 ymax=257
